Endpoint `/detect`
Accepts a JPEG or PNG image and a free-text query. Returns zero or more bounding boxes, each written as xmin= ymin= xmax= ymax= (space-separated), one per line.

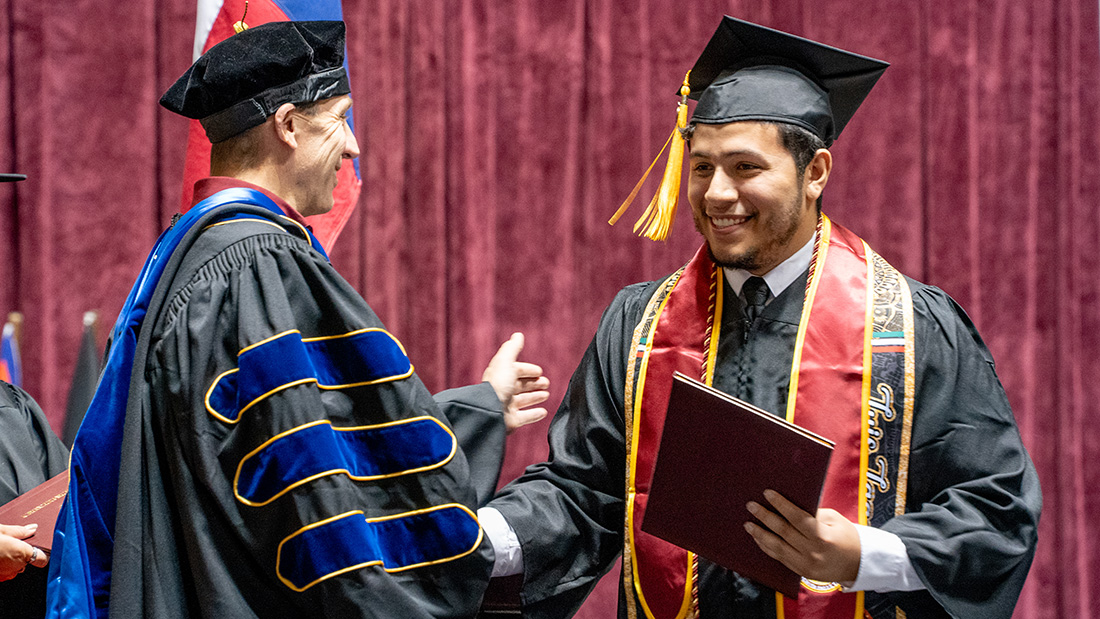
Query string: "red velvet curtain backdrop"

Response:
xmin=0 ymin=1 xmax=1095 ymax=616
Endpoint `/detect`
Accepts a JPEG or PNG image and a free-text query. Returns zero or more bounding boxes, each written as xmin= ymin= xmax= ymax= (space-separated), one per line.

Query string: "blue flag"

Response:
xmin=0 ymin=321 xmax=21 ymax=387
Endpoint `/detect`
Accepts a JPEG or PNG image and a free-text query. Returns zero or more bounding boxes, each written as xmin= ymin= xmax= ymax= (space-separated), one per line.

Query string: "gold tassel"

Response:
xmin=608 ymin=71 xmax=691 ymax=242
xmin=232 ymin=0 xmax=250 ymax=33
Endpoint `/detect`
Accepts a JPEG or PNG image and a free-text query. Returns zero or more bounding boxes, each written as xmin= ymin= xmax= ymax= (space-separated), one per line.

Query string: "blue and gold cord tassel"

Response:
xmin=608 ymin=71 xmax=691 ymax=242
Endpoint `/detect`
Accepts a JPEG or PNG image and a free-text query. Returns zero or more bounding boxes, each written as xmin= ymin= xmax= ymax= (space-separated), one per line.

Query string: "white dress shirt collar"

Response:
xmin=723 ymin=236 xmax=815 ymax=299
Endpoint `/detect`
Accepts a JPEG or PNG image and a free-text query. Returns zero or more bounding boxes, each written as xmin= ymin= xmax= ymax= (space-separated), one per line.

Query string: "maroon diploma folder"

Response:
xmin=641 ymin=373 xmax=834 ymax=599
xmin=0 ymin=469 xmax=69 ymax=552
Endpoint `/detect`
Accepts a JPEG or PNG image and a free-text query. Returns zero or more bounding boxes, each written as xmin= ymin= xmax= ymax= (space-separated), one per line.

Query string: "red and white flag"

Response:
xmin=179 ymin=0 xmax=361 ymax=251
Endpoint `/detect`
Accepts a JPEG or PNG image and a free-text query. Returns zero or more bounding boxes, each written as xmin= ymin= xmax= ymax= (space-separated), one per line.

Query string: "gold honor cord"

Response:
xmin=896 ymin=273 xmax=916 ymax=517
xmin=623 ymin=265 xmax=704 ymax=619
xmin=609 ymin=72 xmax=691 ymax=242
xmin=622 ymin=272 xmax=681 ymax=619
xmin=785 ymin=217 xmax=829 ymax=423
xmin=627 ymin=287 xmax=677 ymax=619
xmin=858 ymin=239 xmax=876 ymax=529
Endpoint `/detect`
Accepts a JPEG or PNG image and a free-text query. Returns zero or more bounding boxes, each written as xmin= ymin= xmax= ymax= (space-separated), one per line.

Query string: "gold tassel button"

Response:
xmin=233 ymin=0 xmax=250 ymax=33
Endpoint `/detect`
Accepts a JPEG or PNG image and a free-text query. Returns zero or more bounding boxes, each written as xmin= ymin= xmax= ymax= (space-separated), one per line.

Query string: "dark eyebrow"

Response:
xmin=690 ymin=149 xmax=765 ymax=159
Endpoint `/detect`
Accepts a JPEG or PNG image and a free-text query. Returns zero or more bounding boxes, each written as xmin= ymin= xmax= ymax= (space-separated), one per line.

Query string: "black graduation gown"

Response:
xmin=107 ymin=207 xmax=505 ymax=618
xmin=0 ymin=381 xmax=69 ymax=619
xmin=489 ymin=270 xmax=1041 ymax=619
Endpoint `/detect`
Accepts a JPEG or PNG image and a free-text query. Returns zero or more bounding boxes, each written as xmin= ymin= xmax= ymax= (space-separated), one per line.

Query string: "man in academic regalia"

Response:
xmin=480 ymin=16 xmax=1040 ymax=619
xmin=46 ymin=21 xmax=548 ymax=619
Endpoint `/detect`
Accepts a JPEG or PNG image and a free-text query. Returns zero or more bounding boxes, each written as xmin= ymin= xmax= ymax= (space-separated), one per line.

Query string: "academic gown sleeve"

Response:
xmin=488 ymin=281 xmax=658 ymax=619
xmin=144 ymin=222 xmax=494 ymax=618
xmin=433 ymin=384 xmax=506 ymax=506
xmin=0 ymin=381 xmax=69 ymax=619
xmin=0 ymin=382 xmax=68 ymax=504
xmin=876 ymin=281 xmax=1041 ymax=618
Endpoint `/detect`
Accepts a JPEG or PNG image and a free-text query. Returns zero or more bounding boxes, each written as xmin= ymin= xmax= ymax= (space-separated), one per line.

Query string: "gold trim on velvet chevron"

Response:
xmin=233 ymin=416 xmax=458 ymax=507
xmin=204 ymin=328 xmax=415 ymax=425
xmin=275 ymin=503 xmax=484 ymax=592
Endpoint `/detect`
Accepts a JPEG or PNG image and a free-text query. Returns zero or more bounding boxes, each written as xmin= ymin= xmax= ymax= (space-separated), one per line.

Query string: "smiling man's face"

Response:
xmin=285 ymin=95 xmax=360 ymax=217
xmin=686 ymin=121 xmax=820 ymax=275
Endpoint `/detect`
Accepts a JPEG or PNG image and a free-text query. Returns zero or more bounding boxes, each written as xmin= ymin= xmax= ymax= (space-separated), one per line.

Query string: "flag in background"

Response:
xmin=0 ymin=319 xmax=22 ymax=387
xmin=179 ymin=0 xmax=361 ymax=252
xmin=62 ymin=312 xmax=103 ymax=448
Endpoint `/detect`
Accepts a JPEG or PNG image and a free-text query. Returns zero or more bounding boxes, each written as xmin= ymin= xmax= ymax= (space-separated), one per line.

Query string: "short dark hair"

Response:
xmin=209 ymin=100 xmax=326 ymax=175
xmin=291 ymin=99 xmax=325 ymax=117
xmin=684 ymin=120 xmax=827 ymax=210
xmin=771 ymin=123 xmax=823 ymax=178
xmin=769 ymin=121 xmax=825 ymax=211
xmin=210 ymin=122 xmax=265 ymax=175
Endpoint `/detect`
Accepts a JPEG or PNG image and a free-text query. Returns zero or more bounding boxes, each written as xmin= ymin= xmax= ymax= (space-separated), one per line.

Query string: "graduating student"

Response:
xmin=47 ymin=21 xmax=548 ymax=619
xmin=481 ymin=16 xmax=1040 ymax=619
xmin=0 ymin=173 xmax=68 ymax=617
xmin=0 ymin=379 xmax=67 ymax=617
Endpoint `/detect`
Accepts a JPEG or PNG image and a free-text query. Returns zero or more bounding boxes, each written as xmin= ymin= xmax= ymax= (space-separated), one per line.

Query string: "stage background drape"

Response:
xmin=0 ymin=1 xmax=1095 ymax=616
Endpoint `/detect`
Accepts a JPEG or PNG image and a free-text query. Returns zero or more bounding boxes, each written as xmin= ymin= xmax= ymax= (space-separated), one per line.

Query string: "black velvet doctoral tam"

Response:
xmin=160 ymin=20 xmax=351 ymax=143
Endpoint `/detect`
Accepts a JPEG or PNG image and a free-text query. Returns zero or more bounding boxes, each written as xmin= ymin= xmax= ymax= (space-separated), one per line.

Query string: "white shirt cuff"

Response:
xmin=478 ymin=506 xmax=524 ymax=578
xmin=842 ymin=524 xmax=926 ymax=592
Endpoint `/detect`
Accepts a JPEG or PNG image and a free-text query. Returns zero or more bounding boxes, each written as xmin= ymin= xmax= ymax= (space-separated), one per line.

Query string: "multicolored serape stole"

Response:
xmin=861 ymin=251 xmax=917 ymax=619
xmin=621 ymin=216 xmax=914 ymax=619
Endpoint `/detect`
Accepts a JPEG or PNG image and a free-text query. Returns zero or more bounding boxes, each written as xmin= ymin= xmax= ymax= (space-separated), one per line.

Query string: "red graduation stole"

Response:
xmin=622 ymin=216 xmax=915 ymax=619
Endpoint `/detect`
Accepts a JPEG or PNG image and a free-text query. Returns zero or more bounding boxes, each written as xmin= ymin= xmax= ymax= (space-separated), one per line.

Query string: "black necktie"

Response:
xmin=742 ymin=276 xmax=770 ymax=324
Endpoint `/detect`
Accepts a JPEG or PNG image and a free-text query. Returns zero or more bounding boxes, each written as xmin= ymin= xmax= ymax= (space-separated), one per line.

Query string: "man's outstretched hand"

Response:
xmin=482 ymin=333 xmax=550 ymax=433
xmin=744 ymin=489 xmax=861 ymax=584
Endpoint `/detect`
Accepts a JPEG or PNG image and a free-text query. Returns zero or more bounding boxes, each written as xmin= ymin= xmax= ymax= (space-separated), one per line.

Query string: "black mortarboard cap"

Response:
xmin=0 ymin=174 xmax=25 ymax=182
xmin=160 ymin=20 xmax=351 ymax=143
xmin=686 ymin=17 xmax=888 ymax=145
